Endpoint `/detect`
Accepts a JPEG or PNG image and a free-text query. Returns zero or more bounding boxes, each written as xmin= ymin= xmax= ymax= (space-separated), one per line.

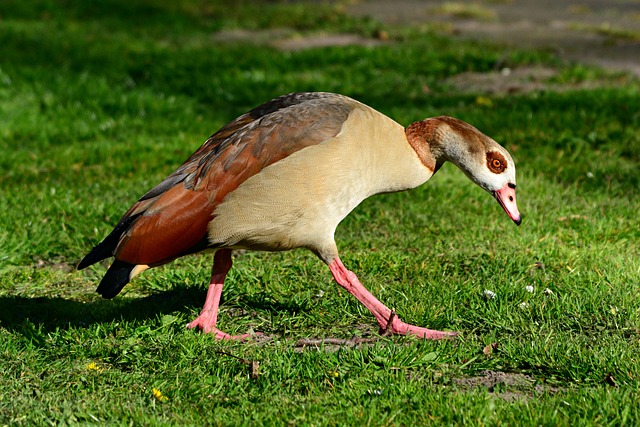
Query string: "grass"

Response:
xmin=431 ymin=2 xmax=497 ymax=21
xmin=569 ymin=22 xmax=640 ymax=42
xmin=1 ymin=0 xmax=639 ymax=425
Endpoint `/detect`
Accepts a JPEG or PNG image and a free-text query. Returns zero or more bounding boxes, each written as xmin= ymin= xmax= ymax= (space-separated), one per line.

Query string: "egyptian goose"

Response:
xmin=78 ymin=92 xmax=521 ymax=340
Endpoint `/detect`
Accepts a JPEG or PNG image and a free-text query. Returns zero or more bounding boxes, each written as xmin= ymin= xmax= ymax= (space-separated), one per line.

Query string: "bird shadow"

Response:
xmin=0 ymin=285 xmax=306 ymax=339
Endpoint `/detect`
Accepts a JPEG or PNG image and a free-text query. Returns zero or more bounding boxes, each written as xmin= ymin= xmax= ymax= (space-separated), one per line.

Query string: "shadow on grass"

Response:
xmin=0 ymin=286 xmax=305 ymax=336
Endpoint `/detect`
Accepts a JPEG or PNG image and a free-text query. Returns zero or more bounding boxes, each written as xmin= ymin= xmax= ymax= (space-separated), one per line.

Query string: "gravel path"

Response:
xmin=347 ymin=0 xmax=640 ymax=76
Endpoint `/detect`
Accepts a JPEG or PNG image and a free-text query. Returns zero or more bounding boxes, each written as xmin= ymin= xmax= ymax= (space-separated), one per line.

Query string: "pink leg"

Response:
xmin=329 ymin=257 xmax=456 ymax=339
xmin=186 ymin=249 xmax=251 ymax=340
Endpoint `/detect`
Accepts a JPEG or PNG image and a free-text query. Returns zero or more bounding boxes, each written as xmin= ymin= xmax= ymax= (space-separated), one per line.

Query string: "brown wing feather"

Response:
xmin=109 ymin=92 xmax=356 ymax=266
xmin=115 ymin=185 xmax=212 ymax=264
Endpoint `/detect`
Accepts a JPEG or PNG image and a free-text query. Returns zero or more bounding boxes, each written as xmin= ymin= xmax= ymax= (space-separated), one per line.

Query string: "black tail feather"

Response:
xmin=96 ymin=260 xmax=136 ymax=299
xmin=77 ymin=213 xmax=141 ymax=270
xmin=77 ymin=242 xmax=113 ymax=270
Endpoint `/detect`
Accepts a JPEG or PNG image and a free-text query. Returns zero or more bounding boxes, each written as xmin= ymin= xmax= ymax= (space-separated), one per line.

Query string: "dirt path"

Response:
xmin=347 ymin=0 xmax=640 ymax=76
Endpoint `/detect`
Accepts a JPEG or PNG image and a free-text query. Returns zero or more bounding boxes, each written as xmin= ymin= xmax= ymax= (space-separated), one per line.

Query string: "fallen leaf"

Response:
xmin=483 ymin=343 xmax=498 ymax=356
xmin=250 ymin=361 xmax=260 ymax=380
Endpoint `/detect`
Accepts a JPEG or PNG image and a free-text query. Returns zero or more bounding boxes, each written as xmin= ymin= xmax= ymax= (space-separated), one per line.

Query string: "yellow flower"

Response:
xmin=86 ymin=362 xmax=104 ymax=372
xmin=475 ymin=96 xmax=493 ymax=107
xmin=152 ymin=388 xmax=169 ymax=402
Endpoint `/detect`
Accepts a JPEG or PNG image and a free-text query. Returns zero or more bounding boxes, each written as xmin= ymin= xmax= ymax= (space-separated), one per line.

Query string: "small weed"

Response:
xmin=431 ymin=2 xmax=497 ymax=21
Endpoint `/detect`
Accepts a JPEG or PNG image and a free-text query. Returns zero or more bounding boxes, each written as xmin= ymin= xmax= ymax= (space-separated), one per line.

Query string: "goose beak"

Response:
xmin=493 ymin=183 xmax=521 ymax=226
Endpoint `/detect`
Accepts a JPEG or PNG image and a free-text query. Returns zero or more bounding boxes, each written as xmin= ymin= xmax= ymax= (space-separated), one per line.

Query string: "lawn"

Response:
xmin=1 ymin=0 xmax=639 ymax=425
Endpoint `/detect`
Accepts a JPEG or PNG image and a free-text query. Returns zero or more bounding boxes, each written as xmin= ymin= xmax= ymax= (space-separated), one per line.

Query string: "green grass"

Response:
xmin=1 ymin=0 xmax=640 ymax=425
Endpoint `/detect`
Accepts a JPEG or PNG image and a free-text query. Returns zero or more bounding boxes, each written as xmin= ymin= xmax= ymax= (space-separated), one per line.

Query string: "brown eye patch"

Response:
xmin=487 ymin=152 xmax=508 ymax=174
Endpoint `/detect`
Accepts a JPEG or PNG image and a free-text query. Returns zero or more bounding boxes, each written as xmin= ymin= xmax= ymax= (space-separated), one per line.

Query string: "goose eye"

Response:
xmin=486 ymin=152 xmax=507 ymax=174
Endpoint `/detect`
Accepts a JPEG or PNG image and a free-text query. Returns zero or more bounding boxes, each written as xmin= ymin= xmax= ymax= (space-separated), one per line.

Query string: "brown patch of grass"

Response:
xmin=453 ymin=370 xmax=562 ymax=401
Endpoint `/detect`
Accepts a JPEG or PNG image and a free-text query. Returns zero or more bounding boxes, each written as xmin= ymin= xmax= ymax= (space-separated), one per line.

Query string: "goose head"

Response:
xmin=415 ymin=116 xmax=522 ymax=225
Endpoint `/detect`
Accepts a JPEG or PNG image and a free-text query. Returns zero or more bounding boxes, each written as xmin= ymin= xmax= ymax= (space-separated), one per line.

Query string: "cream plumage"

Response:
xmin=78 ymin=92 xmax=521 ymax=339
